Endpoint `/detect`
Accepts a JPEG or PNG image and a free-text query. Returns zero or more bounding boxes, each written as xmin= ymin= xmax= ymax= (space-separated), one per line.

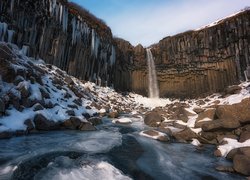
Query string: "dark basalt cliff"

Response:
xmin=115 ymin=9 xmax=250 ymax=98
xmin=0 ymin=0 xmax=115 ymax=86
xmin=1 ymin=0 xmax=250 ymax=98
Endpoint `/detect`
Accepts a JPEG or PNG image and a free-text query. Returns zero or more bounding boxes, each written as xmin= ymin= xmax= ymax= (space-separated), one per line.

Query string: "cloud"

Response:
xmin=104 ymin=0 xmax=250 ymax=46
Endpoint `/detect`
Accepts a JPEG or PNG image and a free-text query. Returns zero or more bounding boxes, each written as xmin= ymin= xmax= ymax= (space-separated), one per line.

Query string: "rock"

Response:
xmin=33 ymin=103 xmax=44 ymax=111
xmin=193 ymin=107 xmax=204 ymax=114
xmin=33 ymin=114 xmax=58 ymax=131
xmin=226 ymin=148 xmax=239 ymax=160
xmin=216 ymin=98 xmax=250 ymax=124
xmin=0 ymin=131 xmax=12 ymax=139
xmin=88 ymin=117 xmax=102 ymax=126
xmin=196 ymin=108 xmax=216 ymax=121
xmin=216 ymin=166 xmax=234 ymax=173
xmin=24 ymin=119 xmax=34 ymax=131
xmin=196 ymin=100 xmax=206 ymax=106
xmin=172 ymin=128 xmax=198 ymax=142
xmin=239 ymin=131 xmax=250 ymax=143
xmin=40 ymin=88 xmax=50 ymax=99
xmin=233 ymin=154 xmax=250 ymax=176
xmin=0 ymin=99 xmax=5 ymax=115
xmin=214 ymin=149 xmax=222 ymax=157
xmin=62 ymin=117 xmax=82 ymax=130
xmin=66 ymin=110 xmax=75 ymax=116
xmin=225 ymin=85 xmax=242 ymax=94
xmin=144 ymin=111 xmax=163 ymax=127
xmin=216 ymin=134 xmax=238 ymax=144
xmin=141 ymin=130 xmax=170 ymax=142
xmin=64 ymin=76 xmax=74 ymax=85
xmin=79 ymin=122 xmax=96 ymax=131
xmin=112 ymin=118 xmax=132 ymax=125
xmin=108 ymin=111 xmax=119 ymax=118
xmin=18 ymin=83 xmax=31 ymax=98
xmin=227 ymin=147 xmax=250 ymax=160
xmin=202 ymin=119 xmax=241 ymax=132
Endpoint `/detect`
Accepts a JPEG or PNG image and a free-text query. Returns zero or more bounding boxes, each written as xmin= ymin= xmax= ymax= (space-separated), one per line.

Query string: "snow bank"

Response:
xmin=218 ymin=138 xmax=250 ymax=157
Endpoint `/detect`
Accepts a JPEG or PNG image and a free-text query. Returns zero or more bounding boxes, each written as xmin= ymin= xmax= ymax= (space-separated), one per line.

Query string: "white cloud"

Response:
xmin=104 ymin=0 xmax=250 ymax=46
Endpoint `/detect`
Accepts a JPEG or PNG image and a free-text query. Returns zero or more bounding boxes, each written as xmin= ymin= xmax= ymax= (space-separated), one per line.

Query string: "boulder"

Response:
xmin=0 ymin=131 xmax=12 ymax=139
xmin=193 ymin=107 xmax=205 ymax=114
xmin=239 ymin=131 xmax=250 ymax=143
xmin=66 ymin=110 xmax=75 ymax=116
xmin=233 ymin=154 xmax=250 ymax=176
xmin=216 ymin=98 xmax=250 ymax=123
xmin=79 ymin=122 xmax=96 ymax=131
xmin=62 ymin=117 xmax=82 ymax=130
xmin=144 ymin=111 xmax=163 ymax=127
xmin=108 ymin=111 xmax=119 ymax=118
xmin=24 ymin=119 xmax=35 ymax=131
xmin=0 ymin=99 xmax=5 ymax=115
xmin=33 ymin=114 xmax=58 ymax=131
xmin=88 ymin=117 xmax=102 ymax=126
xmin=141 ymin=130 xmax=170 ymax=142
xmin=225 ymin=85 xmax=241 ymax=94
xmin=202 ymin=119 xmax=241 ymax=132
xmin=33 ymin=103 xmax=44 ymax=111
xmin=215 ymin=166 xmax=234 ymax=173
xmin=227 ymin=147 xmax=250 ymax=160
xmin=196 ymin=108 xmax=216 ymax=121
xmin=172 ymin=128 xmax=198 ymax=142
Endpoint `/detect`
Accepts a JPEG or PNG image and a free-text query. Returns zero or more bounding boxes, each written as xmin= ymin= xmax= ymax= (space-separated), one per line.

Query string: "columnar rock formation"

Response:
xmin=115 ymin=9 xmax=250 ymax=98
xmin=0 ymin=0 xmax=115 ymax=86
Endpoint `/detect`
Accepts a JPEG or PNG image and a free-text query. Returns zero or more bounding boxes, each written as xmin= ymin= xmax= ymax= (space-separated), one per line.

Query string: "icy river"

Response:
xmin=0 ymin=116 xmax=244 ymax=180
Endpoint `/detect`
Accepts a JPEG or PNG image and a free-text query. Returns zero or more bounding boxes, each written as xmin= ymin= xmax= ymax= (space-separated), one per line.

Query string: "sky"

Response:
xmin=70 ymin=0 xmax=250 ymax=47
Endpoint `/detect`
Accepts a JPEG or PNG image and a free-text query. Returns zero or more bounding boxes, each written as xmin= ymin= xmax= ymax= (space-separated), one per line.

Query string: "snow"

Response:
xmin=218 ymin=138 xmax=250 ymax=157
xmin=191 ymin=139 xmax=201 ymax=146
xmin=99 ymin=108 xmax=106 ymax=113
xmin=198 ymin=117 xmax=212 ymax=122
xmin=112 ymin=117 xmax=132 ymax=124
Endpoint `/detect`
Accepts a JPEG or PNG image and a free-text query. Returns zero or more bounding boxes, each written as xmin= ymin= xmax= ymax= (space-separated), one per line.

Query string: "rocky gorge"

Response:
xmin=0 ymin=0 xmax=250 ymax=179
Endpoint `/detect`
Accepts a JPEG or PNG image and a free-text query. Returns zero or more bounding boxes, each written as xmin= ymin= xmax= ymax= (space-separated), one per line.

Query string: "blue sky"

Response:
xmin=70 ymin=0 xmax=250 ymax=46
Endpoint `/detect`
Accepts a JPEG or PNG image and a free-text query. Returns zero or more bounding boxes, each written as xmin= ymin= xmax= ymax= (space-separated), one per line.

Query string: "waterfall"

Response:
xmin=146 ymin=49 xmax=159 ymax=98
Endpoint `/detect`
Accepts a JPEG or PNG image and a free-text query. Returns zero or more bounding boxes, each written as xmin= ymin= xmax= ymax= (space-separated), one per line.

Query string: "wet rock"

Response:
xmin=202 ymin=119 xmax=241 ymax=132
xmin=0 ymin=131 xmax=13 ymax=139
xmin=88 ymin=117 xmax=102 ymax=126
xmin=33 ymin=103 xmax=44 ymax=111
xmin=144 ymin=111 xmax=163 ymax=127
xmin=233 ymin=154 xmax=250 ymax=176
xmin=62 ymin=117 xmax=82 ymax=130
xmin=0 ymin=99 xmax=5 ymax=115
xmin=225 ymin=85 xmax=242 ymax=94
xmin=214 ymin=149 xmax=222 ymax=157
xmin=239 ymin=131 xmax=250 ymax=143
xmin=141 ymin=130 xmax=170 ymax=142
xmin=108 ymin=111 xmax=119 ymax=118
xmin=33 ymin=114 xmax=58 ymax=131
xmin=24 ymin=119 xmax=35 ymax=131
xmin=216 ymin=166 xmax=234 ymax=173
xmin=79 ymin=122 xmax=96 ymax=131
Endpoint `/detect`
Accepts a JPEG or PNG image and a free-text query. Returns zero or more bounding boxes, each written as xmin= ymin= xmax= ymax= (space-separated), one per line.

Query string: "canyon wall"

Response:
xmin=115 ymin=9 xmax=250 ymax=98
xmin=0 ymin=0 xmax=116 ymax=86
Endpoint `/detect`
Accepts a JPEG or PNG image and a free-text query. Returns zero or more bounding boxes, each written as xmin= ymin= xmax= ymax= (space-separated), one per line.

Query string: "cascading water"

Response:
xmin=146 ymin=48 xmax=159 ymax=98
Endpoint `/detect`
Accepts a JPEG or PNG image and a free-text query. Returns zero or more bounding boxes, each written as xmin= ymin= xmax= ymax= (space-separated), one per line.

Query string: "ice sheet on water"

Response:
xmin=34 ymin=156 xmax=131 ymax=180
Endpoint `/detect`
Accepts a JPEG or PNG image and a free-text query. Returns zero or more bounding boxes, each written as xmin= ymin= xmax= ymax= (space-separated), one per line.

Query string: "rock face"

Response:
xmin=0 ymin=0 xmax=115 ymax=87
xmin=115 ymin=9 xmax=250 ymax=98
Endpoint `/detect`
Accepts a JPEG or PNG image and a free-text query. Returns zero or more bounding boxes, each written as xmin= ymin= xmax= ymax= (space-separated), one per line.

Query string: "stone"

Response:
xmin=214 ymin=149 xmax=222 ymax=157
xmin=202 ymin=119 xmax=241 ymax=132
xmin=40 ymin=88 xmax=50 ymax=99
xmin=225 ymin=85 xmax=242 ymax=94
xmin=239 ymin=131 xmax=250 ymax=143
xmin=0 ymin=99 xmax=5 ymax=115
xmin=79 ymin=122 xmax=96 ymax=131
xmin=24 ymin=119 xmax=35 ymax=131
xmin=196 ymin=108 xmax=216 ymax=121
xmin=18 ymin=83 xmax=31 ymax=98
xmin=62 ymin=117 xmax=82 ymax=130
xmin=88 ymin=117 xmax=102 ymax=126
xmin=172 ymin=128 xmax=198 ymax=142
xmin=216 ymin=166 xmax=234 ymax=173
xmin=233 ymin=154 xmax=250 ymax=176
xmin=142 ymin=130 xmax=170 ymax=142
xmin=33 ymin=114 xmax=58 ymax=131
xmin=33 ymin=103 xmax=44 ymax=111
xmin=0 ymin=131 xmax=13 ymax=139
xmin=144 ymin=111 xmax=163 ymax=127
xmin=64 ymin=76 xmax=74 ymax=85
xmin=66 ymin=110 xmax=75 ymax=116
xmin=216 ymin=134 xmax=238 ymax=144
xmin=216 ymin=98 xmax=250 ymax=124
xmin=193 ymin=107 xmax=205 ymax=114
xmin=108 ymin=111 xmax=119 ymax=118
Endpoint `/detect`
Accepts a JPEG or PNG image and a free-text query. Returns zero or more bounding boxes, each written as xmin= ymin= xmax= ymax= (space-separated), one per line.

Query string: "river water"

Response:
xmin=0 ymin=116 xmax=244 ymax=180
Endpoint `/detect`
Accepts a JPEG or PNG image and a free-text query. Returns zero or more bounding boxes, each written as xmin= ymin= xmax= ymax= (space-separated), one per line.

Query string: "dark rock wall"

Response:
xmin=0 ymin=0 xmax=116 ymax=86
xmin=115 ymin=9 xmax=250 ymax=98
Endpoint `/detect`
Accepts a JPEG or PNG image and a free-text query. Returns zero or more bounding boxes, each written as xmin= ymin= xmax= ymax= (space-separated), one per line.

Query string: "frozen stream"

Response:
xmin=0 ymin=117 xmax=244 ymax=180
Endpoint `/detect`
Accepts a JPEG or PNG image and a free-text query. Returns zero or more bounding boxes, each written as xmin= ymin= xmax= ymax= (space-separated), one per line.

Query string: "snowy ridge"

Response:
xmin=196 ymin=7 xmax=250 ymax=31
